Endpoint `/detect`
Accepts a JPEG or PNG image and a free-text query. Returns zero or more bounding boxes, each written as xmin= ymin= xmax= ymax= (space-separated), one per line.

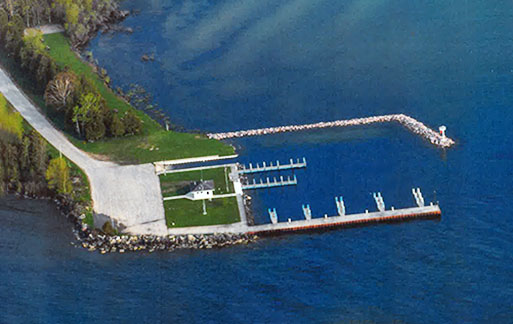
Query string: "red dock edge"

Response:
xmin=247 ymin=209 xmax=441 ymax=236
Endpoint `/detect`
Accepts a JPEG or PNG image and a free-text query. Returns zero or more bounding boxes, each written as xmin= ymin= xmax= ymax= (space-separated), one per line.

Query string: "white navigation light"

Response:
xmin=439 ymin=125 xmax=447 ymax=138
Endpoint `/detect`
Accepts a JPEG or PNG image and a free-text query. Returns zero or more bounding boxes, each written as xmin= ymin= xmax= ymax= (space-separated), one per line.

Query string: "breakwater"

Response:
xmin=207 ymin=114 xmax=455 ymax=148
xmin=74 ymin=232 xmax=257 ymax=253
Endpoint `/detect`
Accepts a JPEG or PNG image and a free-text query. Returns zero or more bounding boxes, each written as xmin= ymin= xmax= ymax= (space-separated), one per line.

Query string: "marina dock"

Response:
xmin=239 ymin=158 xmax=307 ymax=174
xmin=247 ymin=204 xmax=441 ymax=235
xmin=242 ymin=175 xmax=298 ymax=190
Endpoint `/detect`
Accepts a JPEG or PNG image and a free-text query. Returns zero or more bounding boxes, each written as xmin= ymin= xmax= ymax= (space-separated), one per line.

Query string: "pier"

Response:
xmin=164 ymin=188 xmax=442 ymax=236
xmin=242 ymin=175 xmax=298 ymax=190
xmin=249 ymin=188 xmax=439 ymax=235
xmin=239 ymin=158 xmax=307 ymax=174
xmin=248 ymin=204 xmax=441 ymax=235
xmin=207 ymin=114 xmax=455 ymax=148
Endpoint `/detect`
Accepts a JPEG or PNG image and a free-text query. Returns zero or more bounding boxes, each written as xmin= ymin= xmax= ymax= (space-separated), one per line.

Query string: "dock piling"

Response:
xmin=302 ymin=204 xmax=312 ymax=220
xmin=373 ymin=192 xmax=386 ymax=212
xmin=335 ymin=196 xmax=346 ymax=216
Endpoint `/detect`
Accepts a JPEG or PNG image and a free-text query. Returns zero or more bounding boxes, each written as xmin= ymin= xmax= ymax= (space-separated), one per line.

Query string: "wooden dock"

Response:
xmin=247 ymin=204 xmax=441 ymax=235
xmin=239 ymin=158 xmax=307 ymax=174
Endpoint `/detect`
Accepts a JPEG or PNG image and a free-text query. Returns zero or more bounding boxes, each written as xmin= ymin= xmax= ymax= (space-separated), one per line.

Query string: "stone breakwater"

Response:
xmin=52 ymin=197 xmax=257 ymax=253
xmin=73 ymin=232 xmax=257 ymax=253
xmin=207 ymin=114 xmax=455 ymax=148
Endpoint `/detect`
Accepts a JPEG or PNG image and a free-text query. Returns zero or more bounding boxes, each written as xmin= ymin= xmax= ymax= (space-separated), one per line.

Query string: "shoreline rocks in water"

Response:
xmin=141 ymin=53 xmax=155 ymax=62
xmin=6 ymin=187 xmax=258 ymax=253
xmin=50 ymin=194 xmax=257 ymax=253
xmin=74 ymin=9 xmax=131 ymax=49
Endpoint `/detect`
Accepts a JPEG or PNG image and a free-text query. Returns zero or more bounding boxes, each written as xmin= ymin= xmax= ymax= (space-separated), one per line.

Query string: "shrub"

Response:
xmin=122 ymin=111 xmax=142 ymax=135
xmin=109 ymin=114 xmax=125 ymax=137
xmin=102 ymin=221 xmax=116 ymax=235
xmin=45 ymin=157 xmax=72 ymax=195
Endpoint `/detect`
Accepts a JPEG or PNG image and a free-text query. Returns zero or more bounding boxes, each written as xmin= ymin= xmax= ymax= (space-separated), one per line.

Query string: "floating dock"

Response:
xmin=242 ymin=175 xmax=298 ymax=190
xmin=239 ymin=158 xmax=307 ymax=174
xmin=248 ymin=204 xmax=441 ymax=235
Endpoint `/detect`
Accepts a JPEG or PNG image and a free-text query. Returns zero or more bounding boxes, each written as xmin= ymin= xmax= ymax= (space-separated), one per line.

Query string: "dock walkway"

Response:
xmin=166 ymin=204 xmax=441 ymax=235
xmin=239 ymin=158 xmax=307 ymax=174
xmin=242 ymin=175 xmax=297 ymax=190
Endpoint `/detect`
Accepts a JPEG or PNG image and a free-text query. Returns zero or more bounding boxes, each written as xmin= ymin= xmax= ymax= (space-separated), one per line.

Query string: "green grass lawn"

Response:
xmin=40 ymin=33 xmax=234 ymax=164
xmin=160 ymin=167 xmax=234 ymax=197
xmin=164 ymin=197 xmax=240 ymax=228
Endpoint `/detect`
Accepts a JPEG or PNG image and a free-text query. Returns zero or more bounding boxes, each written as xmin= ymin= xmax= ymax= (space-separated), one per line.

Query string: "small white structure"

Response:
xmin=186 ymin=180 xmax=215 ymax=200
xmin=439 ymin=125 xmax=447 ymax=138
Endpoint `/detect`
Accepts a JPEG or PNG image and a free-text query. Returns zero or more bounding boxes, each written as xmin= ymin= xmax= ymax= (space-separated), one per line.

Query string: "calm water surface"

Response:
xmin=2 ymin=0 xmax=513 ymax=322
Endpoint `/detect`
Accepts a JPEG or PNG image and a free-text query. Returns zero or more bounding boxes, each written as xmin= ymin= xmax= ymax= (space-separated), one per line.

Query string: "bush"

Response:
xmin=84 ymin=112 xmax=106 ymax=141
xmin=122 ymin=111 xmax=142 ymax=135
xmin=102 ymin=221 xmax=116 ymax=235
xmin=109 ymin=114 xmax=125 ymax=137
xmin=45 ymin=157 xmax=72 ymax=195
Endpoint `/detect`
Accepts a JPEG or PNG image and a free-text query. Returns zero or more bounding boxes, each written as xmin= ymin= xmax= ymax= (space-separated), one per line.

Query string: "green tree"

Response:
xmin=22 ymin=28 xmax=45 ymax=53
xmin=122 ymin=111 xmax=142 ymax=136
xmin=28 ymin=130 xmax=48 ymax=178
xmin=0 ymin=94 xmax=23 ymax=139
xmin=109 ymin=113 xmax=125 ymax=137
xmin=5 ymin=15 xmax=24 ymax=56
xmin=84 ymin=108 xmax=106 ymax=141
xmin=0 ymin=9 xmax=8 ymax=42
xmin=72 ymin=92 xmax=101 ymax=137
xmin=36 ymin=55 xmax=51 ymax=87
xmin=45 ymin=156 xmax=72 ymax=195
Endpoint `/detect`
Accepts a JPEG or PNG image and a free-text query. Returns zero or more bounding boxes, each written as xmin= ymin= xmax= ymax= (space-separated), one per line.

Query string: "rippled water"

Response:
xmin=2 ymin=0 xmax=513 ymax=322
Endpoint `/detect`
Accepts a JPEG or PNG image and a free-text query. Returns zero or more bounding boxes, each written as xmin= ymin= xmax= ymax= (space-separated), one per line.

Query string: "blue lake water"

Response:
xmin=2 ymin=0 xmax=513 ymax=322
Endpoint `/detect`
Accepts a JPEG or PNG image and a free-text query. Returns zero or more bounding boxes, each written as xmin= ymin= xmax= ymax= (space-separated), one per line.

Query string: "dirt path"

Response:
xmin=0 ymin=67 xmax=167 ymax=235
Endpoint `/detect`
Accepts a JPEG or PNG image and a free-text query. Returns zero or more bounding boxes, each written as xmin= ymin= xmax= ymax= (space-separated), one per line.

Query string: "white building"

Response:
xmin=186 ymin=180 xmax=215 ymax=200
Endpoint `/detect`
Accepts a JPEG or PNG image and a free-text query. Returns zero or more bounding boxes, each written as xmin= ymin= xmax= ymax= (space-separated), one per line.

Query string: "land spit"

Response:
xmin=207 ymin=114 xmax=455 ymax=148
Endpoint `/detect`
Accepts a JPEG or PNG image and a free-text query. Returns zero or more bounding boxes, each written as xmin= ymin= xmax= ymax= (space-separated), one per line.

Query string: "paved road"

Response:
xmin=0 ymin=67 xmax=168 ymax=235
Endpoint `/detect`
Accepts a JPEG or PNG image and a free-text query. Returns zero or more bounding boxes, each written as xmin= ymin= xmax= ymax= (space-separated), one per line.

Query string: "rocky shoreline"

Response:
xmin=73 ymin=8 xmax=130 ymax=49
xmin=5 ymin=188 xmax=257 ymax=253
xmin=50 ymin=195 xmax=257 ymax=253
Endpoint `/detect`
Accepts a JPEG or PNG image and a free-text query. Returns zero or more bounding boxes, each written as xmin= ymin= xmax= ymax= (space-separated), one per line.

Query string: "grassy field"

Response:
xmin=160 ymin=167 xmax=234 ymax=197
xmin=164 ymin=197 xmax=240 ymax=228
xmin=40 ymin=33 xmax=234 ymax=164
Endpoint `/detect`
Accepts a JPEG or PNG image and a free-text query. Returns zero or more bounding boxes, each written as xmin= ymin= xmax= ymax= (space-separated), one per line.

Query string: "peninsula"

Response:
xmin=0 ymin=1 xmax=453 ymax=252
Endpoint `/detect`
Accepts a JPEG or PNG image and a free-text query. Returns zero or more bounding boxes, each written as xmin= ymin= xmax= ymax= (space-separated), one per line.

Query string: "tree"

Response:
xmin=36 ymin=55 xmax=54 ymax=87
xmin=109 ymin=114 xmax=125 ymax=137
xmin=45 ymin=156 xmax=72 ymax=195
xmin=0 ymin=9 xmax=8 ymax=42
xmin=44 ymin=71 xmax=78 ymax=109
xmin=28 ymin=130 xmax=48 ymax=177
xmin=72 ymin=92 xmax=101 ymax=138
xmin=122 ymin=111 xmax=142 ymax=135
xmin=84 ymin=108 xmax=106 ymax=141
xmin=5 ymin=15 xmax=24 ymax=56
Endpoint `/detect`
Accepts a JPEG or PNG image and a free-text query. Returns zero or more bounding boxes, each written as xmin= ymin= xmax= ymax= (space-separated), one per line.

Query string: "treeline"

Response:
xmin=0 ymin=94 xmax=71 ymax=197
xmin=0 ymin=2 xmax=142 ymax=142
xmin=45 ymin=70 xmax=142 ymax=141
xmin=0 ymin=0 xmax=123 ymax=47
